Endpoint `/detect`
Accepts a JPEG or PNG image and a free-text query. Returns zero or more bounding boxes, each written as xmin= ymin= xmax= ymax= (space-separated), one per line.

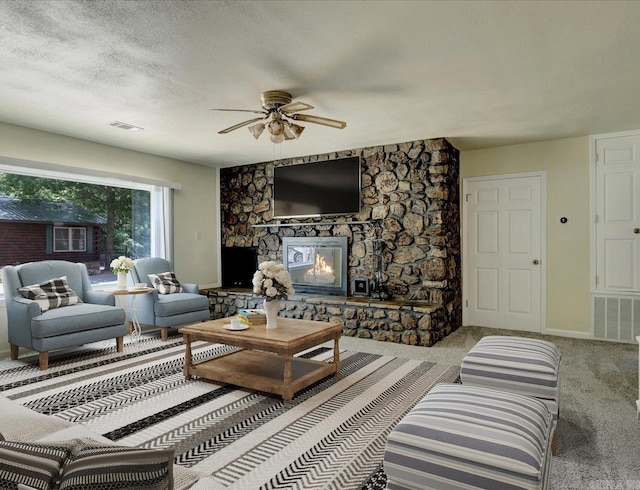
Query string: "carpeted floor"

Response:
xmin=0 ymin=335 xmax=458 ymax=489
xmin=341 ymin=327 xmax=640 ymax=490
xmin=1 ymin=325 xmax=639 ymax=489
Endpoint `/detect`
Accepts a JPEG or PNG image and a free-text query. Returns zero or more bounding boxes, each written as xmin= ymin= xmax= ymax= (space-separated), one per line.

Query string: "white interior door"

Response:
xmin=464 ymin=174 xmax=544 ymax=332
xmin=595 ymin=134 xmax=640 ymax=292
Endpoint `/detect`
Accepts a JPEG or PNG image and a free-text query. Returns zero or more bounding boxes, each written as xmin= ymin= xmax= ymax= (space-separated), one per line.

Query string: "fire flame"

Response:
xmin=313 ymin=253 xmax=333 ymax=275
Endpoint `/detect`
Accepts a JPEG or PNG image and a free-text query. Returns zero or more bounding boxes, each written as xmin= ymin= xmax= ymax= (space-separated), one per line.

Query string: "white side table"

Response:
xmin=106 ymin=287 xmax=154 ymax=342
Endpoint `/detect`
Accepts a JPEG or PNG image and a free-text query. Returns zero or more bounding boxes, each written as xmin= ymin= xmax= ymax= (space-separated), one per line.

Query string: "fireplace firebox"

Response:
xmin=282 ymin=237 xmax=348 ymax=296
xmin=221 ymin=246 xmax=258 ymax=288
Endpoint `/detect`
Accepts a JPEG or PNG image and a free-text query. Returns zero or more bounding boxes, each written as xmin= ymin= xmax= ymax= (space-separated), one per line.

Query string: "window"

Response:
xmin=54 ymin=227 xmax=86 ymax=252
xmin=0 ymin=171 xmax=174 ymax=297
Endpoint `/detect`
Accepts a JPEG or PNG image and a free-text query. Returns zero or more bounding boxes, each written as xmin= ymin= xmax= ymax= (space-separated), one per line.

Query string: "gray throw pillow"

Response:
xmin=0 ymin=438 xmax=174 ymax=490
xmin=0 ymin=440 xmax=72 ymax=490
xmin=59 ymin=442 xmax=174 ymax=490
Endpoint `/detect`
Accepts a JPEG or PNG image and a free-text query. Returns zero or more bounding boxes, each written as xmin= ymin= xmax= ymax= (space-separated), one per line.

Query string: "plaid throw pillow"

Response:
xmin=18 ymin=276 xmax=82 ymax=312
xmin=148 ymin=272 xmax=184 ymax=294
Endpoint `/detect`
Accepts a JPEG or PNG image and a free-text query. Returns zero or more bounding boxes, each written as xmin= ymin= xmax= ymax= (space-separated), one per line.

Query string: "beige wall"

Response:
xmin=0 ymin=122 xmax=220 ymax=358
xmin=461 ymin=136 xmax=591 ymax=335
xmin=0 ymin=126 xmax=595 ymax=359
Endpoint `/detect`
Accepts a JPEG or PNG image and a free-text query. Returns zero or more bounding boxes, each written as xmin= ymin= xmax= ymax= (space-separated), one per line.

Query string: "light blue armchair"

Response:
xmin=130 ymin=258 xmax=210 ymax=341
xmin=1 ymin=260 xmax=128 ymax=370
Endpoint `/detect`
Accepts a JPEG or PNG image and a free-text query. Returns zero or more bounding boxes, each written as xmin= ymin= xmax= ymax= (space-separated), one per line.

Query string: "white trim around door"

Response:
xmin=462 ymin=171 xmax=547 ymax=333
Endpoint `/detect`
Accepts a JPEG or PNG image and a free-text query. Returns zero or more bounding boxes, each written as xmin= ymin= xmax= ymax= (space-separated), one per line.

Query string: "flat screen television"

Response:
xmin=273 ymin=157 xmax=361 ymax=218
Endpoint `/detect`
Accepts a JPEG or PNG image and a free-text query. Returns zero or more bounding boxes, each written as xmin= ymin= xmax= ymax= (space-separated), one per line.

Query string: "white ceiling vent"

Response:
xmin=109 ymin=121 xmax=144 ymax=132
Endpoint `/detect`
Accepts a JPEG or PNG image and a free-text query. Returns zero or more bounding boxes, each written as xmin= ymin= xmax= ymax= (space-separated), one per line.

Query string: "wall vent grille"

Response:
xmin=109 ymin=121 xmax=143 ymax=131
xmin=593 ymin=295 xmax=640 ymax=343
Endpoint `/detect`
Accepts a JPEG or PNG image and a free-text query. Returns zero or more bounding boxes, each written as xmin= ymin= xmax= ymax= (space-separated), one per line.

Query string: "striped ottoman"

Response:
xmin=384 ymin=383 xmax=554 ymax=490
xmin=460 ymin=336 xmax=561 ymax=454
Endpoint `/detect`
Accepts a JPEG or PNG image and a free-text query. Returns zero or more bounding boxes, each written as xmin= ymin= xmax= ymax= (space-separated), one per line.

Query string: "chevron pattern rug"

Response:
xmin=0 ymin=334 xmax=459 ymax=489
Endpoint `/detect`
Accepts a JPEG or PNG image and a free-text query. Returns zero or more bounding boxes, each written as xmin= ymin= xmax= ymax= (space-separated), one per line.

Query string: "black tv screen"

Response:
xmin=273 ymin=157 xmax=361 ymax=218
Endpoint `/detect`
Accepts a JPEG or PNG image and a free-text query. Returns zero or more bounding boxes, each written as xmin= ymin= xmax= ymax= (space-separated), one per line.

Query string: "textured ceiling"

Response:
xmin=1 ymin=0 xmax=640 ymax=167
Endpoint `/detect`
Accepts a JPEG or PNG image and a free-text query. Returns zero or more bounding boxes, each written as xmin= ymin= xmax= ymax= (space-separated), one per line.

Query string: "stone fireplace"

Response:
xmin=283 ymin=236 xmax=348 ymax=296
xmin=216 ymin=137 xmax=462 ymax=346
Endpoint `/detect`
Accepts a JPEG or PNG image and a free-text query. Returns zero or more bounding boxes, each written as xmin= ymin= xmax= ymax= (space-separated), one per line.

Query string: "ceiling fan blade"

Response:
xmin=211 ymin=109 xmax=267 ymax=114
xmin=279 ymin=101 xmax=314 ymax=114
xmin=211 ymin=108 xmax=267 ymax=115
xmin=218 ymin=117 xmax=266 ymax=134
xmin=290 ymin=113 xmax=347 ymax=129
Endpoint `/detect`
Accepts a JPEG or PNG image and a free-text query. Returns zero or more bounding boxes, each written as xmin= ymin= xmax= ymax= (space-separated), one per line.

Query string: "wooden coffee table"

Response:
xmin=179 ymin=317 xmax=342 ymax=402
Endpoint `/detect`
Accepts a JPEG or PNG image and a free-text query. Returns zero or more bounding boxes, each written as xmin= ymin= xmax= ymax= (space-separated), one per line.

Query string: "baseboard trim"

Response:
xmin=464 ymin=325 xmax=602 ymax=342
xmin=543 ymin=328 xmax=638 ymax=344
xmin=541 ymin=328 xmax=592 ymax=340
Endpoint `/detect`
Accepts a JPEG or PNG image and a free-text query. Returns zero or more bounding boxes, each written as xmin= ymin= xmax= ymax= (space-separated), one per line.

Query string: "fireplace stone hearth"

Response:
xmin=204 ymin=289 xmax=451 ymax=347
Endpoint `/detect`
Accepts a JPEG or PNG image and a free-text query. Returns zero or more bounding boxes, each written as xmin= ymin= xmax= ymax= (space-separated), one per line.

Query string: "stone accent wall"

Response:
xmin=219 ymin=137 xmax=461 ymax=346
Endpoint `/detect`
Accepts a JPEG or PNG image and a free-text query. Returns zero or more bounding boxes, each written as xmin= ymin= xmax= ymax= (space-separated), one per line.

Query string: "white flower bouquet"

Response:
xmin=110 ymin=256 xmax=134 ymax=274
xmin=252 ymin=261 xmax=295 ymax=301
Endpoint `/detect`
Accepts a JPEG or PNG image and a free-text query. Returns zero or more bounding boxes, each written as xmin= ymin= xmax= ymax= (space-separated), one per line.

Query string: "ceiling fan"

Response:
xmin=212 ymin=90 xmax=347 ymax=143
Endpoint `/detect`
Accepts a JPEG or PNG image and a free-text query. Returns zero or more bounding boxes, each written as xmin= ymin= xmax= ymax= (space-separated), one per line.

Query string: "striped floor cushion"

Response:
xmin=384 ymin=383 xmax=554 ymax=490
xmin=460 ymin=336 xmax=561 ymax=420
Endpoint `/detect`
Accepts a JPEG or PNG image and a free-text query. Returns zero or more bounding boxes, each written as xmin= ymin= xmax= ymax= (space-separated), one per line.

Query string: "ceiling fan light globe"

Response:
xmin=283 ymin=122 xmax=296 ymax=140
xmin=248 ymin=123 xmax=265 ymax=139
xmin=270 ymin=133 xmax=285 ymax=143
xmin=289 ymin=123 xmax=305 ymax=139
xmin=268 ymin=120 xmax=283 ymax=135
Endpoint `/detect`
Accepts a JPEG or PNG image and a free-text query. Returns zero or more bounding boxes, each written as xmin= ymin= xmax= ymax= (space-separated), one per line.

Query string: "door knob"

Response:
xmin=634 ymin=228 xmax=640 ymax=234
xmin=532 ymin=259 xmax=540 ymax=265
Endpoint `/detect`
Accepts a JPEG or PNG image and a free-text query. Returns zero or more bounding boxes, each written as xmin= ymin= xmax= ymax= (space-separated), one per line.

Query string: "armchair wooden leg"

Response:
xmin=116 ymin=336 xmax=124 ymax=352
xmin=39 ymin=351 xmax=49 ymax=371
xmin=551 ymin=430 xmax=558 ymax=456
xmin=128 ymin=322 xmax=134 ymax=334
xmin=161 ymin=328 xmax=168 ymax=342
xmin=10 ymin=343 xmax=18 ymax=360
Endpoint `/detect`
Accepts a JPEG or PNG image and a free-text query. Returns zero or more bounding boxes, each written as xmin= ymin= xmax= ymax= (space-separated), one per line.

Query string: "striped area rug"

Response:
xmin=0 ymin=334 xmax=459 ymax=489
